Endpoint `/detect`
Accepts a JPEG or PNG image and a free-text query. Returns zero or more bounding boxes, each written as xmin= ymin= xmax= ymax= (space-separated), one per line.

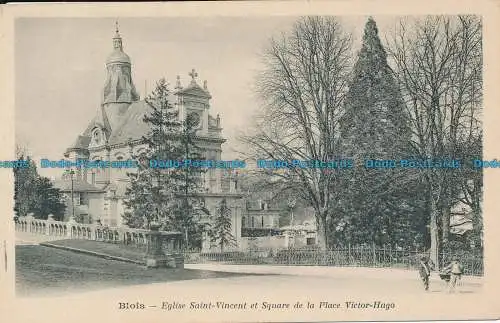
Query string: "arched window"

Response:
xmin=91 ymin=128 xmax=103 ymax=146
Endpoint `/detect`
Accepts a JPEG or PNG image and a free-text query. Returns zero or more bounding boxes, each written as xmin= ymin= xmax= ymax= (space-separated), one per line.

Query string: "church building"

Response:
xmin=54 ymin=24 xmax=244 ymax=251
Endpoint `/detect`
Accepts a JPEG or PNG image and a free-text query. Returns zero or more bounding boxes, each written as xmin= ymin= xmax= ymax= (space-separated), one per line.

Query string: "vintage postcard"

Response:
xmin=1 ymin=1 xmax=499 ymax=323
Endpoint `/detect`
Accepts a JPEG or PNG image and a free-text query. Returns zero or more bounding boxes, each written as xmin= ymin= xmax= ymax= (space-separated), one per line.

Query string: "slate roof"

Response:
xmin=68 ymin=135 xmax=91 ymax=151
xmin=84 ymin=106 xmax=112 ymax=137
xmin=53 ymin=179 xmax=105 ymax=192
xmin=107 ymin=100 xmax=153 ymax=145
xmin=67 ymin=71 xmax=223 ymax=153
xmin=106 ymin=49 xmax=131 ymax=65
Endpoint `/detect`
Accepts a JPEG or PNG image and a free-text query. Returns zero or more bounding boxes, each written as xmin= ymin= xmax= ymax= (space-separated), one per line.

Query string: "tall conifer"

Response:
xmin=123 ymin=78 xmax=205 ymax=248
xmin=336 ymin=17 xmax=416 ymax=247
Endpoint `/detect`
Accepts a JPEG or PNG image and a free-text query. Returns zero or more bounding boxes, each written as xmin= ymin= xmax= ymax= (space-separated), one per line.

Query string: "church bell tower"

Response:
xmin=101 ymin=22 xmax=139 ymax=132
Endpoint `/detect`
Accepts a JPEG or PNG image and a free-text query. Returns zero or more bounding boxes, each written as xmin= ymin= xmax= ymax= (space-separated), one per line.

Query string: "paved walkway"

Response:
xmin=16 ymin=233 xmax=483 ymax=285
xmin=11 ymin=267 xmax=488 ymax=323
xmin=12 ymin=241 xmax=488 ymax=323
xmin=185 ymin=263 xmax=483 ymax=284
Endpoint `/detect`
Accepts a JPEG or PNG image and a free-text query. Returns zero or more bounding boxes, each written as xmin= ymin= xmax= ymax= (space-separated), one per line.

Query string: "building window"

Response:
xmin=74 ymin=193 xmax=80 ymax=206
xmin=91 ymin=172 xmax=96 ymax=185
xmin=241 ymin=216 xmax=246 ymax=228
xmin=261 ymin=216 xmax=264 ymax=228
xmin=306 ymin=237 xmax=315 ymax=245
xmin=79 ymin=193 xmax=86 ymax=206
xmin=251 ymin=216 xmax=255 ymax=228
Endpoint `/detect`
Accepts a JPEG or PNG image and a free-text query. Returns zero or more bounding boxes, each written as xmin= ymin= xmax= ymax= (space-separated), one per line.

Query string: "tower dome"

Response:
xmin=106 ymin=49 xmax=131 ymax=65
xmin=102 ymin=22 xmax=139 ymax=105
xmin=106 ymin=26 xmax=131 ymax=65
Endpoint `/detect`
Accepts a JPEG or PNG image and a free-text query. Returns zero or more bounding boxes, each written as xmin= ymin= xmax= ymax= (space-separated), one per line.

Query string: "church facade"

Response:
xmin=54 ymin=25 xmax=244 ymax=251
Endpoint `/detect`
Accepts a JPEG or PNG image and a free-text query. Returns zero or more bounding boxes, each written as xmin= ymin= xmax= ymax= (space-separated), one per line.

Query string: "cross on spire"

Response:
xmin=175 ymin=75 xmax=182 ymax=89
xmin=189 ymin=68 xmax=198 ymax=84
xmin=113 ymin=20 xmax=123 ymax=49
xmin=114 ymin=20 xmax=120 ymax=37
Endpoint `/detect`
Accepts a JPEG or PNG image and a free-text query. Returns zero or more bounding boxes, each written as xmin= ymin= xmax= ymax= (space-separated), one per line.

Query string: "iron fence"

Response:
xmin=182 ymin=246 xmax=483 ymax=276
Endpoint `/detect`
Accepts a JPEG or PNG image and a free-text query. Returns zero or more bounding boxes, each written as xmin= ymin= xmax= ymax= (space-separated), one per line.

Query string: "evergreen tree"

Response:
xmin=123 ymin=78 xmax=181 ymax=229
xmin=31 ymin=177 xmax=66 ymax=221
xmin=14 ymin=155 xmax=66 ymax=220
xmin=168 ymin=112 xmax=206 ymax=248
xmin=209 ymin=198 xmax=236 ymax=252
xmin=338 ymin=17 xmax=415 ymax=247
xmin=341 ymin=17 xmax=410 ymax=156
xmin=13 ymin=156 xmax=38 ymax=218
xmin=123 ymin=78 xmax=205 ymax=247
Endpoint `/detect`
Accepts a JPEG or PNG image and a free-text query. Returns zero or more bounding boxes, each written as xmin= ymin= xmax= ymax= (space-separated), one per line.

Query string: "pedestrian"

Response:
xmin=418 ymin=256 xmax=433 ymax=291
xmin=443 ymin=256 xmax=464 ymax=293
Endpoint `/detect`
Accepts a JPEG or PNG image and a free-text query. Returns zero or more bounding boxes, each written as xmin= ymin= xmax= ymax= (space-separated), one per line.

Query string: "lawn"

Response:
xmin=16 ymin=245 xmax=265 ymax=297
xmin=42 ymin=239 xmax=149 ymax=263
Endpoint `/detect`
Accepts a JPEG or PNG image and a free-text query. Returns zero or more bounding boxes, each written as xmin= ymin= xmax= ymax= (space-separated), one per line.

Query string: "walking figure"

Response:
xmin=443 ymin=257 xmax=464 ymax=293
xmin=418 ymin=256 xmax=433 ymax=291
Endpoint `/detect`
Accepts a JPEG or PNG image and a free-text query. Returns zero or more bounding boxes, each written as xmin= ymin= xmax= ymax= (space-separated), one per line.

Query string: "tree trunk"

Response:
xmin=429 ymin=194 xmax=440 ymax=270
xmin=472 ymin=197 xmax=482 ymax=249
xmin=441 ymin=204 xmax=450 ymax=248
xmin=316 ymin=215 xmax=328 ymax=250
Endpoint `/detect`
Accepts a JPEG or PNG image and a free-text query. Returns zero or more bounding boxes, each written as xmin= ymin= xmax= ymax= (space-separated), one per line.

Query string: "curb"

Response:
xmin=39 ymin=242 xmax=145 ymax=266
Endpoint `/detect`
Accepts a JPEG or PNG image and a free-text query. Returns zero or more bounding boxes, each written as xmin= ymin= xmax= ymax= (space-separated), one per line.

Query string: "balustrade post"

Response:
xmin=67 ymin=218 xmax=76 ymax=238
xmin=90 ymin=224 xmax=96 ymax=240
xmin=26 ymin=214 xmax=34 ymax=233
xmin=46 ymin=215 xmax=54 ymax=236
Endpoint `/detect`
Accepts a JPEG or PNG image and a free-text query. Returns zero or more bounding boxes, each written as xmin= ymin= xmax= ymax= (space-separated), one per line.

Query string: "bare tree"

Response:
xmin=240 ymin=17 xmax=353 ymax=249
xmin=387 ymin=15 xmax=482 ymax=266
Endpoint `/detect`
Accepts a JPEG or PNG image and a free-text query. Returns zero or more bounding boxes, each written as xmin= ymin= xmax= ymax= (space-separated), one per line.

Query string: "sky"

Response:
xmin=15 ymin=16 xmax=400 ymax=178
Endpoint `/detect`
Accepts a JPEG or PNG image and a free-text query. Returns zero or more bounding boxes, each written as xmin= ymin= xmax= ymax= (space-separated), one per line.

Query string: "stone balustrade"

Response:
xmin=15 ymin=215 xmax=184 ymax=268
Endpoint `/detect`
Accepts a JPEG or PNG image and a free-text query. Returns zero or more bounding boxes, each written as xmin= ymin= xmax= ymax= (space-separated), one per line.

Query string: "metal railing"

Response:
xmin=182 ymin=246 xmax=483 ymax=276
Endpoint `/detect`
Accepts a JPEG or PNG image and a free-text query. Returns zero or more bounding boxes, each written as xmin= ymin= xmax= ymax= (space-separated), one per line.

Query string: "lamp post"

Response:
xmin=287 ymin=198 xmax=296 ymax=248
xmin=234 ymin=204 xmax=240 ymax=249
xmin=70 ymin=169 xmax=75 ymax=222
xmin=287 ymin=198 xmax=296 ymax=227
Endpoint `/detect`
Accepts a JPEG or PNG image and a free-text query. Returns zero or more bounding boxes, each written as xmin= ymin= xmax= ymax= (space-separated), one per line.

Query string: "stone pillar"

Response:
xmin=215 ymin=169 xmax=221 ymax=193
xmin=145 ymin=223 xmax=168 ymax=268
xmin=67 ymin=218 xmax=77 ymax=238
xmin=46 ymin=214 xmax=54 ymax=235
xmin=232 ymin=203 xmax=242 ymax=249
xmin=90 ymin=224 xmax=97 ymax=240
xmin=202 ymin=231 xmax=210 ymax=252
xmin=171 ymin=235 xmax=185 ymax=269
xmin=105 ymin=146 xmax=111 ymax=184
xmin=25 ymin=214 xmax=34 ymax=233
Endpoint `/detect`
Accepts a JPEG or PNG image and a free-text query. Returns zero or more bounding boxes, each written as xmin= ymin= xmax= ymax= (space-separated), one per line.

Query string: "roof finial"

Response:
xmin=175 ymin=75 xmax=182 ymax=89
xmin=113 ymin=20 xmax=123 ymax=50
xmin=188 ymin=68 xmax=198 ymax=85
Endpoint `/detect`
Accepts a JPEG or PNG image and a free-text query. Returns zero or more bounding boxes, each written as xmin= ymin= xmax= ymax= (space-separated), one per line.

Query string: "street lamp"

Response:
xmin=70 ymin=169 xmax=75 ymax=222
xmin=287 ymin=197 xmax=296 ymax=227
